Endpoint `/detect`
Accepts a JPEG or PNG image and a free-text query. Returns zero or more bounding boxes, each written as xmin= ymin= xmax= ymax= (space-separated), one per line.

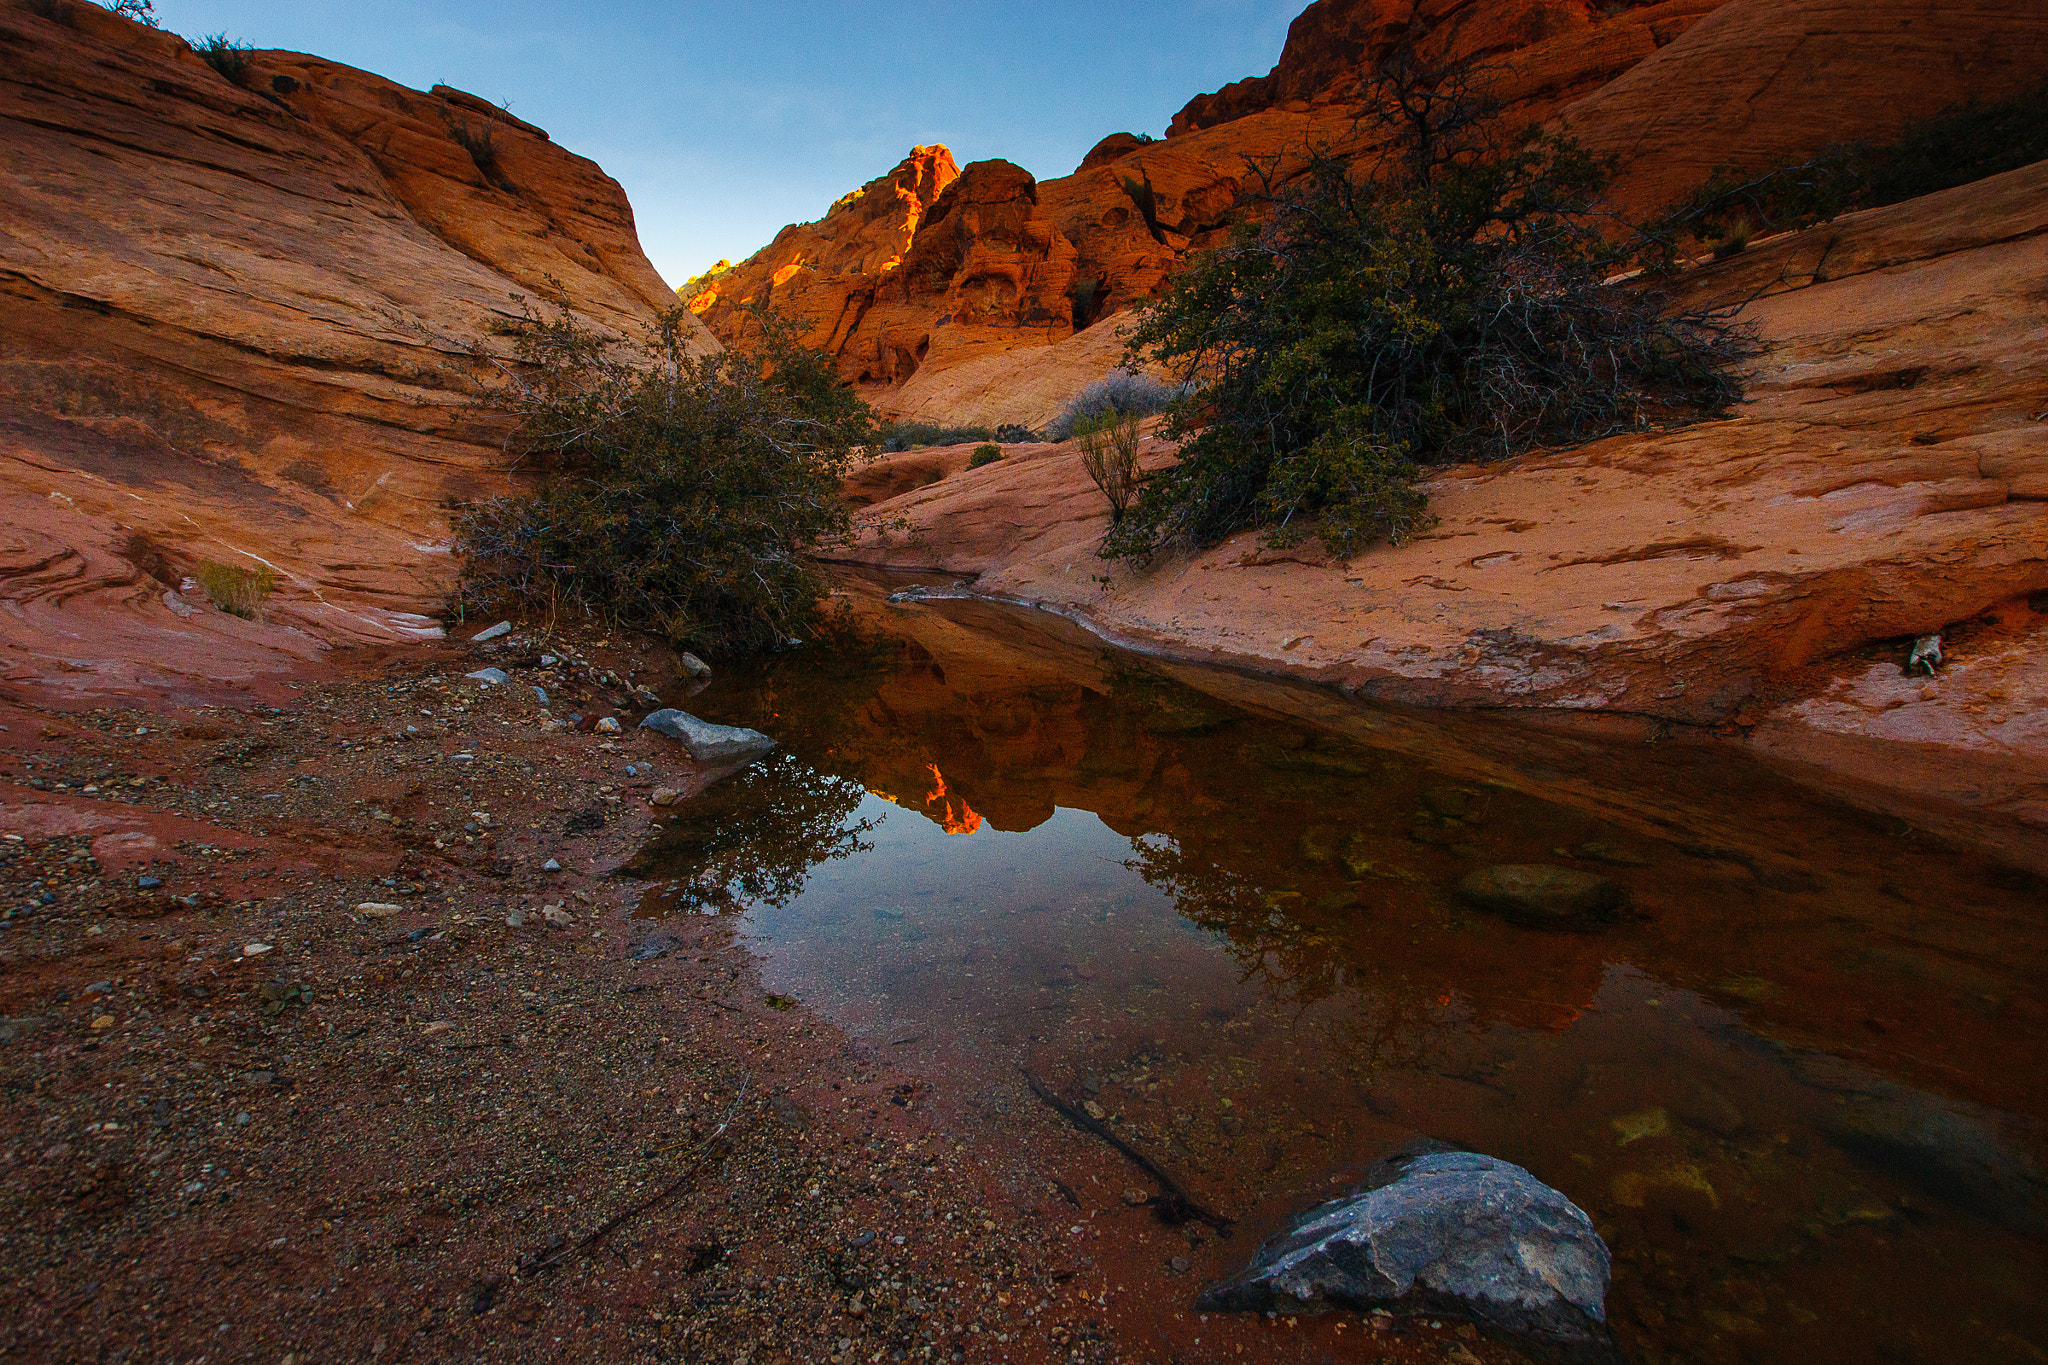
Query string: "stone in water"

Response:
xmin=639 ymin=709 xmax=776 ymax=765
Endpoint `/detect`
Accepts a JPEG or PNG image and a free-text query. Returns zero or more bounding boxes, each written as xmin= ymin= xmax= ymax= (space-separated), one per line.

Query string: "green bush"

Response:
xmin=196 ymin=560 xmax=276 ymax=619
xmin=194 ymin=33 xmax=252 ymax=84
xmin=451 ymin=302 xmax=876 ymax=655
xmin=878 ymin=420 xmax=993 ymax=452
xmin=968 ymin=443 xmax=1003 ymax=469
xmin=1111 ymin=59 xmax=1748 ymax=560
xmin=1651 ymin=79 xmax=2048 ymax=255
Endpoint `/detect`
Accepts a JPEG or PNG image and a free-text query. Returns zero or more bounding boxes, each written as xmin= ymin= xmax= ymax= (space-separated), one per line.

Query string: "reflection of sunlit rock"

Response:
xmin=868 ymin=762 xmax=983 ymax=835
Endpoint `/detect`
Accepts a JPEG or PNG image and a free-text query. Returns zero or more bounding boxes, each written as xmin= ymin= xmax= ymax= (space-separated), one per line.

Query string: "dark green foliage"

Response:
xmin=878 ymin=420 xmax=992 ymax=452
xmin=194 ymin=33 xmax=252 ymax=84
xmin=1653 ymin=79 xmax=2048 ymax=255
xmin=451 ymin=302 xmax=876 ymax=656
xmin=1112 ymin=60 xmax=1747 ymax=560
xmin=101 ymin=0 xmax=159 ymax=25
xmin=968 ymin=443 xmax=1003 ymax=469
xmin=993 ymin=423 xmax=1039 ymax=444
xmin=445 ymin=116 xmax=506 ymax=188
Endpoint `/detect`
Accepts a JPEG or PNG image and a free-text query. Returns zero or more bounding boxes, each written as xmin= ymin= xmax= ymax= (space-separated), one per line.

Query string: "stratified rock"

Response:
xmin=639 ymin=710 xmax=776 ymax=765
xmin=1457 ymin=866 xmax=1626 ymax=927
xmin=0 ymin=5 xmax=714 ymax=706
xmin=1198 ymin=1149 xmax=1616 ymax=1359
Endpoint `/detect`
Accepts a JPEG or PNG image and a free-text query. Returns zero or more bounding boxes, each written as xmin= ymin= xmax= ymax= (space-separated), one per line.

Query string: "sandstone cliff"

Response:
xmin=835 ymin=163 xmax=2048 ymax=869
xmin=701 ymin=0 xmax=2048 ymax=424
xmin=0 ymin=0 xmax=714 ymax=705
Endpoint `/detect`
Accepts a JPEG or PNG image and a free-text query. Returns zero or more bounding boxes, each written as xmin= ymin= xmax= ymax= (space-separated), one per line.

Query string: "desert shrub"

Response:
xmin=1651 ymin=79 xmax=2048 ymax=257
xmin=194 ymin=33 xmax=252 ymax=84
xmin=1076 ymin=414 xmax=1143 ymax=523
xmin=1046 ymin=370 xmax=1179 ymax=442
xmin=100 ymin=0 xmax=158 ymax=24
xmin=968 ymin=443 xmax=1003 ymax=469
xmin=444 ymin=116 xmax=505 ymax=185
xmin=1110 ymin=57 xmax=1748 ymax=560
xmin=195 ymin=560 xmax=276 ymax=619
xmin=993 ymin=423 xmax=1039 ymax=444
xmin=451 ymin=302 xmax=876 ymax=655
xmin=877 ymin=420 xmax=994 ymax=452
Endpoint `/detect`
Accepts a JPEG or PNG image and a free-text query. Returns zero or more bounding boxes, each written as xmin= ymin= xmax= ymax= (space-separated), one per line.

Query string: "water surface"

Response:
xmin=630 ymin=591 xmax=2046 ymax=1365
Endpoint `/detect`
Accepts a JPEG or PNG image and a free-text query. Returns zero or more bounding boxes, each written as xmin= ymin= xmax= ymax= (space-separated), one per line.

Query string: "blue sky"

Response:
xmin=150 ymin=1 xmax=1301 ymax=288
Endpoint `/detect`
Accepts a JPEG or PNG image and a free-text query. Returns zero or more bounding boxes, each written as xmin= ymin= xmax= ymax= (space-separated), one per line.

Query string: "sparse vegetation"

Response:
xmin=100 ymin=0 xmax=159 ymax=25
xmin=195 ymin=560 xmax=277 ymax=619
xmin=968 ymin=443 xmax=1003 ymax=469
xmin=1652 ymin=78 xmax=2048 ymax=258
xmin=1110 ymin=56 xmax=1749 ymax=560
xmin=879 ymin=421 xmax=989 ymax=452
xmin=451 ymin=301 xmax=875 ymax=656
xmin=1075 ymin=413 xmax=1144 ymax=524
xmin=444 ymin=116 xmax=505 ymax=186
xmin=1046 ymin=371 xmax=1178 ymax=442
xmin=194 ymin=34 xmax=253 ymax=84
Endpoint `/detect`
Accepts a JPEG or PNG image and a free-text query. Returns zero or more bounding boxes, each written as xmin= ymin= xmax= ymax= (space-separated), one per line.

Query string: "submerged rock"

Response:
xmin=1456 ymin=865 xmax=1625 ymax=927
xmin=1199 ymin=1148 xmax=1616 ymax=1360
xmin=1826 ymin=1097 xmax=2046 ymax=1233
xmin=639 ymin=709 xmax=776 ymax=765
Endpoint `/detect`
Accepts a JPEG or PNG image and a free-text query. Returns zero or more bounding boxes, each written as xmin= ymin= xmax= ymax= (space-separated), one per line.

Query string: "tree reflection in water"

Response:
xmin=627 ymin=753 xmax=876 ymax=915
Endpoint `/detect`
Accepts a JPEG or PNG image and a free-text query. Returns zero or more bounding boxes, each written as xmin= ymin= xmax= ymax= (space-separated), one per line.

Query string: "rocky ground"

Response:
xmin=0 ymin=628 xmax=1530 ymax=1365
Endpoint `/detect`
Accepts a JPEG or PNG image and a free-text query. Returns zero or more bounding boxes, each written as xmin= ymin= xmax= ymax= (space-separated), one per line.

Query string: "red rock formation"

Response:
xmin=0 ymin=0 xmax=712 ymax=705
xmin=837 ymin=163 xmax=2048 ymax=867
xmin=713 ymin=0 xmax=2046 ymax=429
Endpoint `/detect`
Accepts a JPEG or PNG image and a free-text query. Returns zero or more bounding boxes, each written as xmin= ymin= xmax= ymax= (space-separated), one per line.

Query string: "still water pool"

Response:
xmin=630 ymin=589 xmax=2045 ymax=1364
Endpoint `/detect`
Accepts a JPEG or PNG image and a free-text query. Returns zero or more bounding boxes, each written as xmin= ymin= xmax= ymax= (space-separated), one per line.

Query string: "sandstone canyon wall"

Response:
xmin=696 ymin=0 xmax=2048 ymax=426
xmin=835 ymin=163 xmax=2048 ymax=869
xmin=0 ymin=0 xmax=714 ymax=706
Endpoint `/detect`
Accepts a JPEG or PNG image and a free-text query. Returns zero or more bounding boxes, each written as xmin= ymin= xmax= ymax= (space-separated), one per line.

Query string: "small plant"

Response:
xmin=1075 ymin=413 xmax=1143 ymax=525
xmin=196 ymin=560 xmax=277 ymax=619
xmin=445 ymin=115 xmax=506 ymax=187
xmin=994 ymin=423 xmax=1039 ymax=444
xmin=1047 ymin=371 xmax=1178 ymax=441
xmin=100 ymin=0 xmax=159 ymax=25
xmin=968 ymin=443 xmax=1003 ymax=469
xmin=194 ymin=33 xmax=253 ymax=84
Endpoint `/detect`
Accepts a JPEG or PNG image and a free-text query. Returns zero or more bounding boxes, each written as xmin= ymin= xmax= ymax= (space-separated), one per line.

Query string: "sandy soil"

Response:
xmin=0 ymin=626 xmax=1527 ymax=1365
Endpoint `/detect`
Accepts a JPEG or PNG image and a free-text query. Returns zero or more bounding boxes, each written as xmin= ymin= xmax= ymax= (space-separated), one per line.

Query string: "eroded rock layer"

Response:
xmin=699 ymin=0 xmax=2048 ymax=422
xmin=835 ymin=164 xmax=2048 ymax=868
xmin=0 ymin=0 xmax=714 ymax=705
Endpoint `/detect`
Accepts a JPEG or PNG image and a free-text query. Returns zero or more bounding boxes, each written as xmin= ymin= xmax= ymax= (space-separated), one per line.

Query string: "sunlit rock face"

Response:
xmin=707 ymin=0 xmax=2048 ymax=423
xmin=0 ymin=0 xmax=714 ymax=704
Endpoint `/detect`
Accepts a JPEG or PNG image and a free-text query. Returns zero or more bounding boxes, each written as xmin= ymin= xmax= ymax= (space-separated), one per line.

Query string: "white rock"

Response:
xmin=638 ymin=709 xmax=776 ymax=765
xmin=355 ymin=902 xmax=402 ymax=918
xmin=242 ymin=943 xmax=273 ymax=957
xmin=471 ymin=621 xmax=512 ymax=642
xmin=542 ymin=858 xmax=561 ymax=872
xmin=542 ymin=905 xmax=574 ymax=928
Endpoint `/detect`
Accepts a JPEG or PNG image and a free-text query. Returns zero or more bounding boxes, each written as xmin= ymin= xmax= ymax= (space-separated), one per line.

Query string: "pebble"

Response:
xmin=595 ymin=717 xmax=622 ymax=735
xmin=243 ymin=943 xmax=273 ymax=957
xmin=90 ymin=1014 xmax=114 ymax=1030
xmin=679 ymin=652 xmax=712 ymax=679
xmin=355 ymin=902 xmax=402 ymax=919
xmin=471 ymin=621 xmax=512 ymax=642
xmin=465 ymin=668 xmax=509 ymax=686
xmin=137 ymin=876 xmax=161 ymax=890
xmin=532 ymin=687 xmax=549 ymax=707
xmin=542 ymin=904 xmax=574 ymax=928
xmin=504 ymin=907 xmax=529 ymax=928
xmin=542 ymin=858 xmax=561 ymax=872
xmin=650 ymin=787 xmax=683 ymax=807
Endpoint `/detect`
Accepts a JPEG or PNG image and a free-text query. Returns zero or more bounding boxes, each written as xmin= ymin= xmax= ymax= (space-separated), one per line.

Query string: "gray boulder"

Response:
xmin=1199 ymin=1149 xmax=1616 ymax=1360
xmin=1457 ymin=865 xmax=1625 ymax=927
xmin=465 ymin=667 xmax=510 ymax=686
xmin=639 ymin=709 xmax=775 ymax=765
